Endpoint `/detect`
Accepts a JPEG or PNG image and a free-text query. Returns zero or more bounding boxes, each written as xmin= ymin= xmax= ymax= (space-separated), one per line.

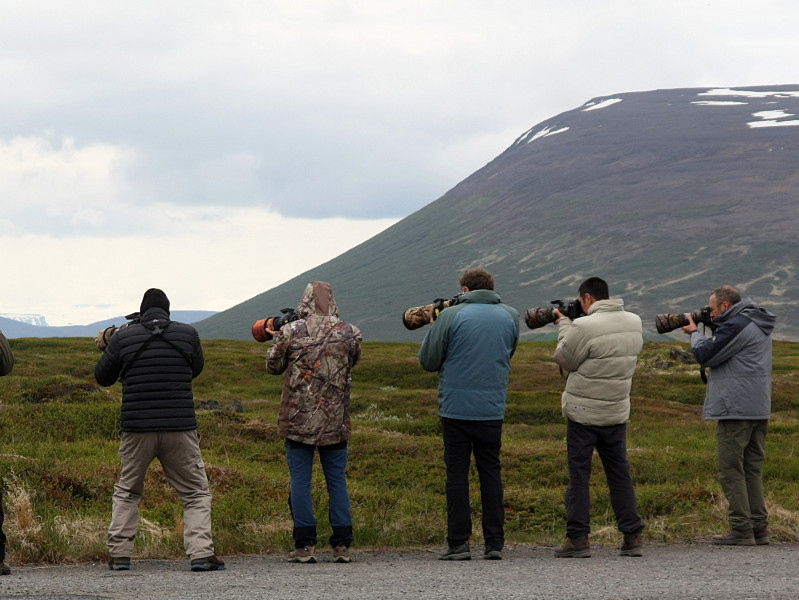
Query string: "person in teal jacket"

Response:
xmin=419 ymin=268 xmax=519 ymax=561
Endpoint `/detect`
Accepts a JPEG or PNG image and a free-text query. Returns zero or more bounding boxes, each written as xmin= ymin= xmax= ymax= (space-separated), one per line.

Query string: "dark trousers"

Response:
xmin=0 ymin=489 xmax=6 ymax=561
xmin=565 ymin=419 xmax=644 ymax=539
xmin=441 ymin=418 xmax=504 ymax=549
xmin=716 ymin=419 xmax=768 ymax=531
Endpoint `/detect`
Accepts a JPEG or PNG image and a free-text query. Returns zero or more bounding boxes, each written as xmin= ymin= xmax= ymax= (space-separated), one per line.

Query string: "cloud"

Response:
xmin=1 ymin=0 xmax=799 ymax=323
xmin=0 ymin=134 xmax=138 ymax=235
xmin=0 ymin=210 xmax=396 ymax=325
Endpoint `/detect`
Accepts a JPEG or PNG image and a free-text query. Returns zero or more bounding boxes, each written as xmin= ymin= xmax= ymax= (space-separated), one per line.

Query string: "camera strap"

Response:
xmin=119 ymin=322 xmax=193 ymax=379
xmin=699 ymin=323 xmax=710 ymax=384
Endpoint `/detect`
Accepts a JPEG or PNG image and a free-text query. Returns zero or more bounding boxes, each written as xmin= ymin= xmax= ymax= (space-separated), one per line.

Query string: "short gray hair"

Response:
xmin=712 ymin=285 xmax=741 ymax=306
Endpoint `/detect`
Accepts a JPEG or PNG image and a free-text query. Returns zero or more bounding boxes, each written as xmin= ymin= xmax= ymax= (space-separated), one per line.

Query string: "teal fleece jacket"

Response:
xmin=418 ymin=289 xmax=519 ymax=420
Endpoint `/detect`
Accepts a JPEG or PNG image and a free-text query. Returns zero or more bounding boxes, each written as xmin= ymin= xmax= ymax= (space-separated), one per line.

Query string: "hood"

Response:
xmin=139 ymin=307 xmax=170 ymax=330
xmin=718 ymin=297 xmax=777 ymax=336
xmin=297 ymin=281 xmax=339 ymax=319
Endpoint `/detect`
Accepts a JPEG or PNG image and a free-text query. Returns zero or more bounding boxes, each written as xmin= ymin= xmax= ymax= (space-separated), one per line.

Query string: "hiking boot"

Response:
xmin=108 ymin=556 xmax=131 ymax=571
xmin=438 ymin=543 xmax=471 ymax=560
xmin=1 ymin=561 xmax=11 ymax=575
xmin=288 ymin=546 xmax=317 ymax=563
xmin=712 ymin=529 xmax=755 ymax=546
xmin=483 ymin=546 xmax=503 ymax=560
xmin=620 ymin=533 xmax=643 ymax=557
xmin=190 ymin=555 xmax=226 ymax=571
xmin=554 ymin=536 xmax=591 ymax=558
xmin=754 ymin=526 xmax=770 ymax=545
xmin=333 ymin=544 xmax=351 ymax=563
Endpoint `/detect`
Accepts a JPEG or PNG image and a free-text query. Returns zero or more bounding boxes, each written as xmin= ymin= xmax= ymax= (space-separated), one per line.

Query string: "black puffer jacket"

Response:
xmin=95 ymin=307 xmax=204 ymax=432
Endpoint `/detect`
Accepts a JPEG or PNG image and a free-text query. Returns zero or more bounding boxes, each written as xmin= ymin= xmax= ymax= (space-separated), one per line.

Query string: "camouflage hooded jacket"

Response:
xmin=266 ymin=281 xmax=362 ymax=446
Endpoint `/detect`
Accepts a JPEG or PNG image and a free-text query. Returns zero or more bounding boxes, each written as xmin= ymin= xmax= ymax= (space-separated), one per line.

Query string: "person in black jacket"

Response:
xmin=0 ymin=329 xmax=14 ymax=576
xmin=95 ymin=288 xmax=224 ymax=572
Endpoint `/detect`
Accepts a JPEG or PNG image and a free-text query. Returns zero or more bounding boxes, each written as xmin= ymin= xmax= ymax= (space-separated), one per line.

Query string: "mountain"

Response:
xmin=0 ymin=311 xmax=217 ymax=339
xmin=196 ymin=85 xmax=799 ymax=342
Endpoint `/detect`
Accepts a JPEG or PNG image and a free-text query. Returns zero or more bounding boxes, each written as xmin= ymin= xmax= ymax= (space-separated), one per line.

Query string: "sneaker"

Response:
xmin=554 ymin=536 xmax=591 ymax=558
xmin=711 ymin=529 xmax=756 ymax=546
xmin=483 ymin=547 xmax=503 ymax=560
xmin=438 ymin=543 xmax=471 ymax=561
xmin=190 ymin=555 xmax=226 ymax=571
xmin=108 ymin=556 xmax=131 ymax=571
xmin=1 ymin=561 xmax=11 ymax=575
xmin=288 ymin=546 xmax=317 ymax=564
xmin=754 ymin=526 xmax=770 ymax=545
xmin=333 ymin=544 xmax=351 ymax=563
xmin=620 ymin=533 xmax=643 ymax=557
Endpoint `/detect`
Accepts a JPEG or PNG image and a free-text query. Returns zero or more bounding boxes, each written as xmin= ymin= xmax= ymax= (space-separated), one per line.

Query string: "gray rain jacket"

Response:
xmin=689 ymin=298 xmax=776 ymax=421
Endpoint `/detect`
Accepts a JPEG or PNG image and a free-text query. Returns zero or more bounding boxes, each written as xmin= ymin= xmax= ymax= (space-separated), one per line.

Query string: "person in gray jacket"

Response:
xmin=419 ymin=268 xmax=519 ymax=561
xmin=683 ymin=285 xmax=776 ymax=546
xmin=552 ymin=277 xmax=645 ymax=558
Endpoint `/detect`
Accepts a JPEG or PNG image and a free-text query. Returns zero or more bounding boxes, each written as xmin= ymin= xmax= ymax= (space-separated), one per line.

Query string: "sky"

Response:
xmin=2 ymin=1 xmax=798 ymax=325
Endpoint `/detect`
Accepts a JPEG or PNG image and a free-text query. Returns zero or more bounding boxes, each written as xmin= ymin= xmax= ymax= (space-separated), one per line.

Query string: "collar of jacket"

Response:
xmin=459 ymin=289 xmax=502 ymax=304
xmin=139 ymin=307 xmax=170 ymax=326
xmin=586 ymin=297 xmax=625 ymax=315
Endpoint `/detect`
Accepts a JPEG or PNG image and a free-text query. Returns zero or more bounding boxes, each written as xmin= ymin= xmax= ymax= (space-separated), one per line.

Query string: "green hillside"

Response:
xmin=2 ymin=337 xmax=799 ymax=563
xmin=196 ymin=85 xmax=799 ymax=342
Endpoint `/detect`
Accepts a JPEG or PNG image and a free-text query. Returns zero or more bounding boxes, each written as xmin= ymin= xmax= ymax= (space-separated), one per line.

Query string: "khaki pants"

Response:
xmin=108 ymin=430 xmax=214 ymax=560
xmin=717 ymin=419 xmax=769 ymax=531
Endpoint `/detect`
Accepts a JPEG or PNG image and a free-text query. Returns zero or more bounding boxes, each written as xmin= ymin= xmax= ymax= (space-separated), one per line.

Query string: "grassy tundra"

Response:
xmin=1 ymin=338 xmax=799 ymax=563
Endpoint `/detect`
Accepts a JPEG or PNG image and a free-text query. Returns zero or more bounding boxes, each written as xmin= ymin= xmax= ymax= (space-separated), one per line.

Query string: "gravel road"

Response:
xmin=1 ymin=543 xmax=797 ymax=599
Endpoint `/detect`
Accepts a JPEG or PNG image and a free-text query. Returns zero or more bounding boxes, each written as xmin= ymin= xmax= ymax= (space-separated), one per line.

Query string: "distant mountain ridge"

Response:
xmin=196 ymin=85 xmax=799 ymax=342
xmin=0 ymin=311 xmax=217 ymax=339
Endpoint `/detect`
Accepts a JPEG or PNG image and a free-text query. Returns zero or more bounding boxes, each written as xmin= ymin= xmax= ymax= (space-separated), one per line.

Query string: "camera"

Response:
xmin=655 ymin=306 xmax=715 ymax=334
xmin=252 ymin=308 xmax=300 ymax=342
xmin=94 ymin=312 xmax=142 ymax=351
xmin=401 ymin=294 xmax=462 ymax=330
xmin=524 ymin=299 xmax=585 ymax=330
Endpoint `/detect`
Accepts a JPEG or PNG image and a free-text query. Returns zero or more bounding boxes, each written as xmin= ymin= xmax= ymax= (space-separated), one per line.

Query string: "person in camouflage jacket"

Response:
xmin=266 ymin=281 xmax=362 ymax=563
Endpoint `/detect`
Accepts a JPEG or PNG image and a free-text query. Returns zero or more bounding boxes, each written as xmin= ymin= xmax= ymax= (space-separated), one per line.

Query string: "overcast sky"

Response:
xmin=2 ymin=1 xmax=797 ymax=325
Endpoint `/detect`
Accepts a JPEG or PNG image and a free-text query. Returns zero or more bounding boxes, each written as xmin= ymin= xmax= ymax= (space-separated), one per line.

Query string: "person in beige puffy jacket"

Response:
xmin=550 ymin=277 xmax=645 ymax=559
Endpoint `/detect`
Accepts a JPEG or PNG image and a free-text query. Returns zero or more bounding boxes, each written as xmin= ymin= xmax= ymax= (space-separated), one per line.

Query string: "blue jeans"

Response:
xmin=285 ymin=439 xmax=353 ymax=549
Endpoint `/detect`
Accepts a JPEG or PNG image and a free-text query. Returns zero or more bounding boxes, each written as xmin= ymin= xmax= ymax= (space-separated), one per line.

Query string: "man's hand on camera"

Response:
xmin=682 ymin=314 xmax=698 ymax=334
xmin=553 ymin=308 xmax=563 ymax=324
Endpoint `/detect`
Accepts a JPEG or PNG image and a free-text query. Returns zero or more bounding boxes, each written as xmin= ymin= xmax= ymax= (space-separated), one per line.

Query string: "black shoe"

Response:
xmin=483 ymin=547 xmax=503 ymax=560
xmin=1 ymin=561 xmax=11 ymax=575
xmin=438 ymin=543 xmax=471 ymax=560
xmin=108 ymin=556 xmax=131 ymax=571
xmin=190 ymin=555 xmax=226 ymax=571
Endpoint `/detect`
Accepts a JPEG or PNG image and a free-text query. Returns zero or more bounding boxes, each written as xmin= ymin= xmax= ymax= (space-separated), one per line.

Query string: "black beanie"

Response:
xmin=140 ymin=288 xmax=170 ymax=314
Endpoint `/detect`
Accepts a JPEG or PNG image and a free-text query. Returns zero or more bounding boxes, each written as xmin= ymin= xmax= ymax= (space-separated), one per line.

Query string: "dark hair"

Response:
xmin=578 ymin=277 xmax=609 ymax=301
xmin=712 ymin=285 xmax=741 ymax=307
xmin=459 ymin=268 xmax=494 ymax=291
